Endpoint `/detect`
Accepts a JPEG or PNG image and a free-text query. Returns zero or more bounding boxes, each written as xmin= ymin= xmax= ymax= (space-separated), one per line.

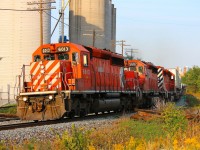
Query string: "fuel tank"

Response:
xmin=92 ymin=98 xmax=121 ymax=112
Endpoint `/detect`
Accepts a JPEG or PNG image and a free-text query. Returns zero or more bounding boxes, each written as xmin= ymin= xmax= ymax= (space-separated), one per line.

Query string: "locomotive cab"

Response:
xmin=125 ymin=60 xmax=158 ymax=92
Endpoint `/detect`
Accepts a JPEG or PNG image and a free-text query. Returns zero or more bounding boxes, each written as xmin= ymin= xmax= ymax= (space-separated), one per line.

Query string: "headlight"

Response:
xmin=49 ymin=95 xmax=53 ymax=100
xmin=23 ymin=97 xmax=28 ymax=102
xmin=40 ymin=65 xmax=45 ymax=69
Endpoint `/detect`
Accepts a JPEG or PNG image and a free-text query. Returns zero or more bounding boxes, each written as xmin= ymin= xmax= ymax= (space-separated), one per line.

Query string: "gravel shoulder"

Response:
xmin=0 ymin=115 xmax=127 ymax=144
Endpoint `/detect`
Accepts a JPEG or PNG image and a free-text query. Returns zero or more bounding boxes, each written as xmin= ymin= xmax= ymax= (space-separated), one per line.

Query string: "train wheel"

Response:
xmin=68 ymin=110 xmax=75 ymax=119
xmin=79 ymin=109 xmax=86 ymax=117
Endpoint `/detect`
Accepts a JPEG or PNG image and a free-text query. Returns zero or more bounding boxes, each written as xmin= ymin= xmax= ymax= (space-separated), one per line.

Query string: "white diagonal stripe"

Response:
xmin=44 ymin=62 xmax=60 ymax=81
xmin=48 ymin=62 xmax=60 ymax=75
xmin=45 ymin=61 xmax=54 ymax=70
xmin=31 ymin=62 xmax=41 ymax=75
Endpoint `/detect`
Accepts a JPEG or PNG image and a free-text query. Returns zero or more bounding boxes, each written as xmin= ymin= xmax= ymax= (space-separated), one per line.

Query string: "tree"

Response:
xmin=182 ymin=66 xmax=200 ymax=93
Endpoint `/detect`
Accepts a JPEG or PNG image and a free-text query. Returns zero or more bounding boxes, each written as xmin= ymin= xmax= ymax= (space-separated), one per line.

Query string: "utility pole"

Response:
xmin=126 ymin=48 xmax=138 ymax=60
xmin=27 ymin=0 xmax=56 ymax=45
xmin=116 ymin=40 xmax=131 ymax=56
xmin=83 ymin=29 xmax=103 ymax=47
xmin=51 ymin=0 xmax=70 ymax=39
xmin=61 ymin=0 xmax=65 ymax=43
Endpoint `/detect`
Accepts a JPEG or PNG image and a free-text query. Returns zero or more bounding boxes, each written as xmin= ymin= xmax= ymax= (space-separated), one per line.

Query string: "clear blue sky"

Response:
xmin=51 ymin=0 xmax=200 ymax=68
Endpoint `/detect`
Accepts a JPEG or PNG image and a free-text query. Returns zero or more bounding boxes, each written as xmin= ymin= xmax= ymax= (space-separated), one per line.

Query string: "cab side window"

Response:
xmin=72 ymin=52 xmax=79 ymax=62
xmin=138 ymin=66 xmax=143 ymax=73
xmin=83 ymin=54 xmax=88 ymax=66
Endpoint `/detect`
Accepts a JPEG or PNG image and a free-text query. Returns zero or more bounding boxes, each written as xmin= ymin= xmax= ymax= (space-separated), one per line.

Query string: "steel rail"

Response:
xmin=0 ymin=111 xmax=129 ymax=131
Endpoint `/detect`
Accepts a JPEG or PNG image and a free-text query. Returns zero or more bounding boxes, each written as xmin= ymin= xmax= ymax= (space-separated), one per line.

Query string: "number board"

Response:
xmin=42 ymin=48 xmax=51 ymax=53
xmin=57 ymin=46 xmax=70 ymax=52
xmin=129 ymin=62 xmax=136 ymax=66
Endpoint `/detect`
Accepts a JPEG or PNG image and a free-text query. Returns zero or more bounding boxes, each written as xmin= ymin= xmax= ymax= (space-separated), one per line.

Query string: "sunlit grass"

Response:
xmin=0 ymin=104 xmax=17 ymax=114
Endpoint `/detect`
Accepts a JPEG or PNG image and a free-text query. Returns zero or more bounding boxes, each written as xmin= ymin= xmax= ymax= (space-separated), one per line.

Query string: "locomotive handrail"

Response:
xmin=64 ymin=72 xmax=73 ymax=90
xmin=91 ymin=64 xmax=97 ymax=91
xmin=99 ymin=72 xmax=102 ymax=92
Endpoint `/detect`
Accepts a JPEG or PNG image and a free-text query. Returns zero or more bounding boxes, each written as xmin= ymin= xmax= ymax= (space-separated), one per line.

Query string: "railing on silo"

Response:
xmin=0 ymin=84 xmax=10 ymax=106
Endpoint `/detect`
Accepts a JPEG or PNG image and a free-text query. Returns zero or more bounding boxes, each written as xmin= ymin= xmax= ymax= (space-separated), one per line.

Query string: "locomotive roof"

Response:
xmin=32 ymin=42 xmax=123 ymax=60
xmin=157 ymin=66 xmax=174 ymax=76
xmin=33 ymin=42 xmax=88 ymax=53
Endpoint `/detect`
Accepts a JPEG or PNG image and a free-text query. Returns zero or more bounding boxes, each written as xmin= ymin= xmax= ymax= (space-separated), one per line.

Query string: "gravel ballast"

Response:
xmin=0 ymin=115 xmax=121 ymax=145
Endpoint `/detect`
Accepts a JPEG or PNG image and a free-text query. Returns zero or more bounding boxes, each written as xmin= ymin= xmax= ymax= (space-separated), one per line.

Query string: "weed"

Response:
xmin=161 ymin=103 xmax=188 ymax=137
xmin=54 ymin=124 xmax=91 ymax=150
xmin=0 ymin=141 xmax=6 ymax=150
xmin=185 ymin=94 xmax=200 ymax=107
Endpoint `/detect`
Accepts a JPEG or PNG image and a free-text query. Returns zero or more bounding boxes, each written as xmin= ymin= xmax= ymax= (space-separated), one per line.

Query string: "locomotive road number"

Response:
xmin=57 ymin=46 xmax=69 ymax=52
xmin=83 ymin=69 xmax=90 ymax=75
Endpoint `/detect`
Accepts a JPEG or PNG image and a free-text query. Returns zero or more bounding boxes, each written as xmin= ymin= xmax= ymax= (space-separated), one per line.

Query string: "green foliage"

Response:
xmin=26 ymin=144 xmax=34 ymax=150
xmin=57 ymin=124 xmax=91 ymax=150
xmin=0 ymin=105 xmax=17 ymax=114
xmin=182 ymin=66 xmax=200 ymax=93
xmin=185 ymin=94 xmax=200 ymax=107
xmin=161 ymin=103 xmax=188 ymax=137
xmin=119 ymin=119 xmax=166 ymax=141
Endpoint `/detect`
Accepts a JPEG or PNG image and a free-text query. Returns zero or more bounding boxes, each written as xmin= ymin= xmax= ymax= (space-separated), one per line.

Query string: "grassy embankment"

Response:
xmin=0 ymin=93 xmax=200 ymax=150
xmin=0 ymin=104 xmax=17 ymax=114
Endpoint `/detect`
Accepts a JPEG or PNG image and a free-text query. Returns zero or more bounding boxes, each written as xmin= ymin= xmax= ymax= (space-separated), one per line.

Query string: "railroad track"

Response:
xmin=0 ymin=117 xmax=19 ymax=122
xmin=0 ymin=111 xmax=128 ymax=131
xmin=0 ymin=113 xmax=19 ymax=122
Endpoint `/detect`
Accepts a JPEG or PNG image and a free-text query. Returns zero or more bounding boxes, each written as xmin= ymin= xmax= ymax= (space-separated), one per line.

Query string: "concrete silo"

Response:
xmin=69 ymin=0 xmax=116 ymax=51
xmin=0 ymin=0 xmax=51 ymax=104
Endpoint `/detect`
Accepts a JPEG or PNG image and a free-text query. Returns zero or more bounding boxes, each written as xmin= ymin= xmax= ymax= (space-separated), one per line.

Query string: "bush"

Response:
xmin=161 ymin=103 xmax=188 ymax=137
xmin=54 ymin=124 xmax=91 ymax=150
xmin=185 ymin=94 xmax=200 ymax=107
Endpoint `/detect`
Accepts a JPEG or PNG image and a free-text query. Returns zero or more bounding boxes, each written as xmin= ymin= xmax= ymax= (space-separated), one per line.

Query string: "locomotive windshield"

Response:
xmin=58 ymin=53 xmax=69 ymax=60
xmin=44 ymin=54 xmax=55 ymax=60
xmin=34 ymin=55 xmax=41 ymax=62
xmin=129 ymin=62 xmax=136 ymax=71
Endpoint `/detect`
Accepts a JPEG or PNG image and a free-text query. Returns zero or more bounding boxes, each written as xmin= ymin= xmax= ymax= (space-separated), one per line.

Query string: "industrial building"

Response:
xmin=69 ymin=0 xmax=116 ymax=52
xmin=0 ymin=1 xmax=51 ymax=104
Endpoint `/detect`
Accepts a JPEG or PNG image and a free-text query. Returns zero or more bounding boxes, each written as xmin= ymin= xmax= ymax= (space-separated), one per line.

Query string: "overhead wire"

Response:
xmin=0 ymin=8 xmax=37 ymax=11
xmin=0 ymin=6 xmax=115 ymax=44
xmin=44 ymin=11 xmax=112 ymax=42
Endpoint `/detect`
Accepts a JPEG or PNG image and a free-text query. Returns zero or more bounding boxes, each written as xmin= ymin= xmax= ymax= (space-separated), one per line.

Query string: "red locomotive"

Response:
xmin=16 ymin=42 xmax=181 ymax=121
